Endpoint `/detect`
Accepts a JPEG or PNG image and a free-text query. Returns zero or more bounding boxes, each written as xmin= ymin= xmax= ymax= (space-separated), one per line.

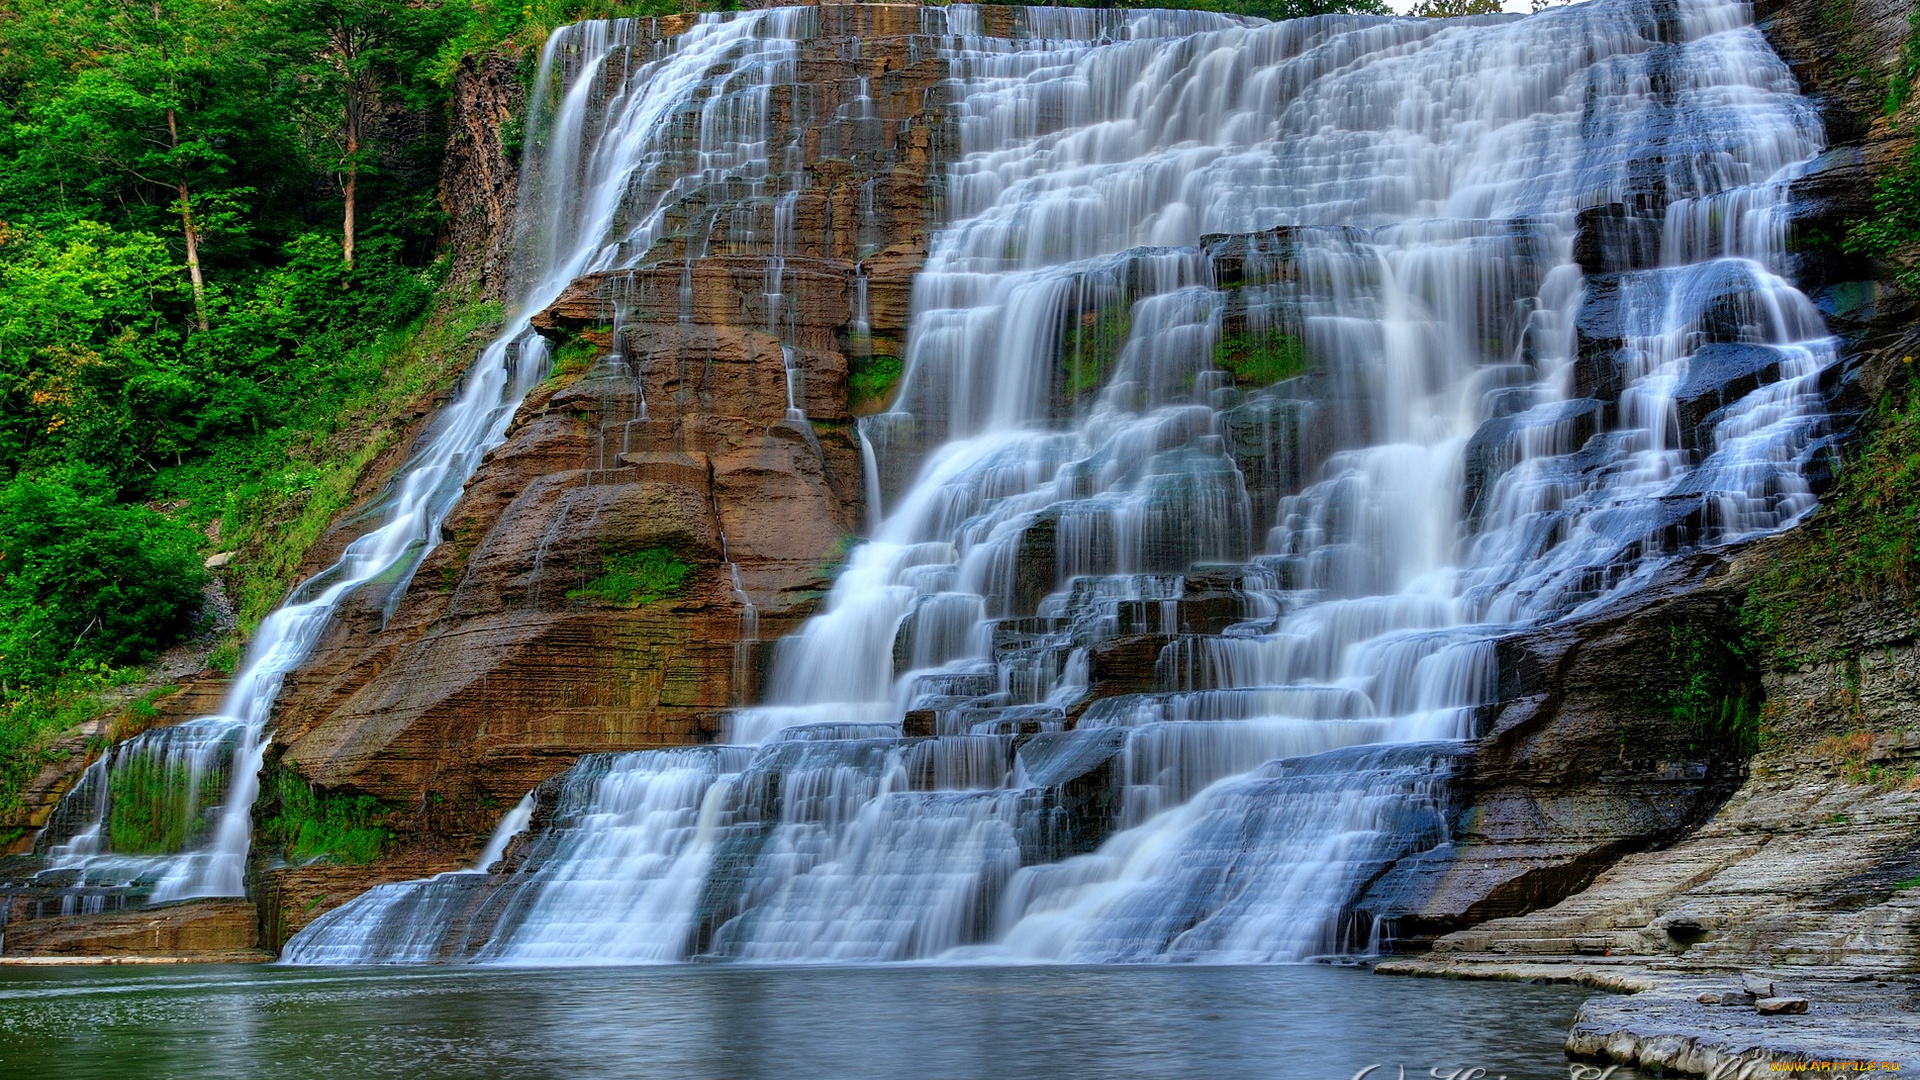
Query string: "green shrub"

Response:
xmin=0 ymin=468 xmax=208 ymax=687
xmin=1660 ymin=619 xmax=1762 ymax=756
xmin=567 ymin=547 xmax=692 ymax=608
xmin=1844 ymin=148 xmax=1920 ymax=292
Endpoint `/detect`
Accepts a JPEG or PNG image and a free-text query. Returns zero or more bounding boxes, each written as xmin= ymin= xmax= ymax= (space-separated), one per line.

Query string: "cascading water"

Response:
xmin=13 ymin=11 xmax=819 ymax=913
xmin=286 ymin=0 xmax=1836 ymax=965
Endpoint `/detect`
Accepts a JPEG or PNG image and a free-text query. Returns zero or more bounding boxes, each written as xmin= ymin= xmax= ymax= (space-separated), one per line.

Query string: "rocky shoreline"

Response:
xmin=1378 ymin=957 xmax=1919 ymax=1076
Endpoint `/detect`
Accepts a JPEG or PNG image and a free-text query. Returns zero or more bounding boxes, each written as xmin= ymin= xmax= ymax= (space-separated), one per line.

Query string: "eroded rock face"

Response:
xmin=1352 ymin=552 xmax=1755 ymax=945
xmin=261 ymin=6 xmax=969 ymax=913
xmin=0 ymin=898 xmax=263 ymax=960
xmin=441 ymin=48 xmax=526 ymax=301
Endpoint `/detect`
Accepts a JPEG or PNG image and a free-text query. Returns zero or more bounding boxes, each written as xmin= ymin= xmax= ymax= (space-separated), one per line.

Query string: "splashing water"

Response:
xmin=287 ymin=0 xmax=1834 ymax=965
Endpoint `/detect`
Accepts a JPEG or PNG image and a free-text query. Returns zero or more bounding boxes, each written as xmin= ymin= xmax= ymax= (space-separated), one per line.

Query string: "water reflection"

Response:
xmin=0 ymin=964 xmax=1630 ymax=1080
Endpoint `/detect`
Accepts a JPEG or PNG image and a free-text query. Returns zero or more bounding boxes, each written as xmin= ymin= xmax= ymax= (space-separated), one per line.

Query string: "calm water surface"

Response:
xmin=0 ymin=963 xmax=1623 ymax=1080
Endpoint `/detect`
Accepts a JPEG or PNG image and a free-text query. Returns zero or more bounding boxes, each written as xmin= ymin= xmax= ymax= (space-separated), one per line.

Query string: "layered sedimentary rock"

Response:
xmin=0 ymin=898 xmax=263 ymax=961
xmin=442 ymin=47 xmax=528 ymax=300
xmin=262 ymin=7 xmax=961 ymax=909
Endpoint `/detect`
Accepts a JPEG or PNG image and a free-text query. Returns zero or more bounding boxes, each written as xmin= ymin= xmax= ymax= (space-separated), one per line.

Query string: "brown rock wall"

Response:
xmin=443 ymin=48 xmax=527 ymax=301
xmin=1 ymin=899 xmax=262 ymax=960
xmin=263 ymin=7 xmax=979 ymax=884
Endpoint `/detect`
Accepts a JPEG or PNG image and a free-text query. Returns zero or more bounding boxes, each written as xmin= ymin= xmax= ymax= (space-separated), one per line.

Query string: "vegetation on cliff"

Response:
xmin=259 ymin=764 xmax=394 ymax=865
xmin=1215 ymin=328 xmax=1309 ymax=386
xmin=1745 ymin=377 xmax=1920 ymax=657
xmin=567 ymin=547 xmax=693 ymax=608
xmin=848 ymin=354 xmax=904 ymax=414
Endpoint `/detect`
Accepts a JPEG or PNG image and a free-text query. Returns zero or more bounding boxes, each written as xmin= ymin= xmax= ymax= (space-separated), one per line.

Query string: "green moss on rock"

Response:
xmin=849 ymin=354 xmax=905 ymax=414
xmin=567 ymin=547 xmax=692 ymax=608
xmin=1215 ymin=329 xmax=1308 ymax=386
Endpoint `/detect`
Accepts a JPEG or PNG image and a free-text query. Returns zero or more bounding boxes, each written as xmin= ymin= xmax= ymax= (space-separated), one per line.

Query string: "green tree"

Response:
xmin=265 ymin=0 xmax=470 ymax=265
xmin=0 ymin=221 xmax=191 ymax=485
xmin=1411 ymin=0 xmax=1505 ymax=15
xmin=11 ymin=0 xmax=268 ymax=329
xmin=1249 ymin=0 xmax=1391 ymax=16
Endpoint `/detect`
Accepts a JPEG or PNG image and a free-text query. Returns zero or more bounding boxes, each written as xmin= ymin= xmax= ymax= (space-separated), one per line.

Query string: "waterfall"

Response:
xmin=285 ymin=0 xmax=1833 ymax=965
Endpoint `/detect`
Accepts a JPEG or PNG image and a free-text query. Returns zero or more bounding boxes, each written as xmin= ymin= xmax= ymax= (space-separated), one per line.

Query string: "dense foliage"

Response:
xmin=0 ymin=468 xmax=208 ymax=686
xmin=0 ymin=0 xmax=544 ymax=803
xmin=260 ymin=764 xmax=394 ymax=864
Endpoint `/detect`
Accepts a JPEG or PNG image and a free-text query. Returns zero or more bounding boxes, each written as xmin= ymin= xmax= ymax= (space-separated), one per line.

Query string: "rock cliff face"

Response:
xmin=441 ymin=48 xmax=527 ymax=301
xmin=258 ymin=5 xmax=959 ymax=935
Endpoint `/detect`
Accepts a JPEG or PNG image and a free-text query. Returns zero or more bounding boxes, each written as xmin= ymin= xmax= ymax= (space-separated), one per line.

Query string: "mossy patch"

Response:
xmin=567 ymin=547 xmax=692 ymax=608
xmin=260 ymin=766 xmax=394 ymax=866
xmin=107 ymin=755 xmax=220 ymax=854
xmin=1215 ymin=329 xmax=1308 ymax=387
xmin=540 ymin=336 xmax=599 ymax=391
xmin=849 ymin=354 xmax=904 ymax=414
xmin=1061 ymin=305 xmax=1130 ymax=400
xmin=1655 ymin=618 xmax=1763 ymax=757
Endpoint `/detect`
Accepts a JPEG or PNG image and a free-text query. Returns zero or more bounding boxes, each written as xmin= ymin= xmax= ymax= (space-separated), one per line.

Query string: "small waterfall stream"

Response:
xmin=283 ymin=0 xmax=1836 ymax=965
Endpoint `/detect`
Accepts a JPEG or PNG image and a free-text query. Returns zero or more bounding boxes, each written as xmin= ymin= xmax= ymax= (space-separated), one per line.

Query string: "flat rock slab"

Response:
xmin=1569 ymin=980 xmax=1920 ymax=1077
xmin=1378 ymin=958 xmax=1920 ymax=1077
xmin=1 ymin=899 xmax=261 ymax=959
xmin=0 ymin=952 xmax=272 ymax=965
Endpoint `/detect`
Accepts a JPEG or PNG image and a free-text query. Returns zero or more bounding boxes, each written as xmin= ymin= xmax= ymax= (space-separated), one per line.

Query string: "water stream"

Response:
xmin=284 ymin=0 xmax=1834 ymax=966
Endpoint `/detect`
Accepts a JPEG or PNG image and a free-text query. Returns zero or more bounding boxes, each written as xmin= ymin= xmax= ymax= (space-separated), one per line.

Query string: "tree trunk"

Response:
xmin=342 ymin=155 xmax=357 ymax=266
xmin=167 ymin=106 xmax=210 ymax=332
xmin=342 ymin=82 xmax=361 ymax=266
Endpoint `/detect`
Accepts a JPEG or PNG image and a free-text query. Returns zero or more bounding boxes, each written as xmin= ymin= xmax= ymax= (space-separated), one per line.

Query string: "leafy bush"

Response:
xmin=0 ymin=469 xmax=208 ymax=687
xmin=261 ymin=767 xmax=395 ymax=865
xmin=1660 ymin=619 xmax=1762 ymax=756
xmin=1844 ymin=144 xmax=1920 ymax=292
xmin=568 ymin=548 xmax=692 ymax=608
